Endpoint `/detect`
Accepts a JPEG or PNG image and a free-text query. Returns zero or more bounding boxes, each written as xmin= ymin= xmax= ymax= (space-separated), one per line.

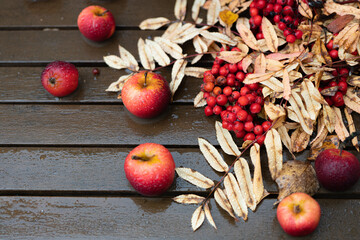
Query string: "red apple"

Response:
xmin=277 ymin=192 xmax=321 ymax=237
xmin=315 ymin=149 xmax=360 ymax=191
xmin=77 ymin=5 xmax=115 ymax=42
xmin=121 ymin=71 xmax=171 ymax=118
xmin=124 ymin=143 xmax=175 ymax=196
xmin=41 ymin=61 xmax=79 ymax=97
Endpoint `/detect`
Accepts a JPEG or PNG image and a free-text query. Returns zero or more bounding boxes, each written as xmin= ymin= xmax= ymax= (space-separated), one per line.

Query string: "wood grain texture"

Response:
xmin=0 ymin=67 xmax=203 ymax=103
xmin=0 ymin=147 xmax=358 ymax=194
xmin=0 ymin=0 xmax=182 ymax=28
xmin=0 ymin=197 xmax=359 ymax=239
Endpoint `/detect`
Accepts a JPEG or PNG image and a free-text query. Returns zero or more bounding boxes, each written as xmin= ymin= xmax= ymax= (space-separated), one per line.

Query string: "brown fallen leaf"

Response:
xmin=173 ymin=194 xmax=205 ymax=204
xmin=103 ymin=55 xmax=127 ymax=70
xmin=348 ymin=75 xmax=360 ymax=88
xmin=322 ymin=104 xmax=336 ymax=133
xmin=311 ymin=37 xmax=332 ymax=65
xmin=243 ymin=72 xmax=275 ymax=84
xmin=154 ymin=37 xmax=184 ymax=60
xmin=310 ymin=114 xmax=328 ymax=150
xmin=308 ymin=135 xmax=340 ymax=161
xmin=191 ymin=205 xmax=205 ymax=231
xmin=106 ymin=74 xmax=133 ymax=92
xmin=118 ymin=45 xmax=139 ymax=72
xmin=321 ymin=86 xmax=339 ymax=97
xmin=264 ymin=101 xmax=286 ymax=121
xmin=344 ymin=87 xmax=360 ymax=114
xmin=145 ymin=39 xmax=171 ymax=67
xmin=275 ymin=160 xmax=319 ymax=203
xmin=326 ymin=14 xmax=355 ymax=33
xmin=298 ymin=0 xmax=313 ymax=19
xmin=324 ymin=1 xmax=360 ymax=19
xmin=290 ymin=127 xmax=310 ymax=153
xmin=333 ymin=106 xmax=350 ymax=142
xmin=254 ymin=53 xmax=266 ymax=73
xmin=344 ymin=107 xmax=360 ymax=151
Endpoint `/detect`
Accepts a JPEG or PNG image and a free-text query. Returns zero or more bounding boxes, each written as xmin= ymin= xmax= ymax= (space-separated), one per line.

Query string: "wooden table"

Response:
xmin=0 ymin=0 xmax=359 ymax=239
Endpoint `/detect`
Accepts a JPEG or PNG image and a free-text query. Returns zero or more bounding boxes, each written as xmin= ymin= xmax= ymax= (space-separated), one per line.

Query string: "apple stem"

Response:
xmin=99 ymin=10 xmax=109 ymax=16
xmin=294 ymin=204 xmax=301 ymax=214
xmin=339 ymin=130 xmax=360 ymax=156
xmin=144 ymin=71 xmax=148 ymax=87
xmin=131 ymin=155 xmax=154 ymax=161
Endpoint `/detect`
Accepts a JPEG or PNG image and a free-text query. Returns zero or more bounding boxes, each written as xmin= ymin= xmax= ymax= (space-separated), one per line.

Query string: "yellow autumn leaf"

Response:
xmin=219 ymin=10 xmax=238 ymax=27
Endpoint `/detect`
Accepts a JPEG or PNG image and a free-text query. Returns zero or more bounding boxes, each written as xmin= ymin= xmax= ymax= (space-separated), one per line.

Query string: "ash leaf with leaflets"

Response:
xmin=175 ymin=167 xmax=214 ymax=189
xmin=275 ymin=160 xmax=319 ymax=203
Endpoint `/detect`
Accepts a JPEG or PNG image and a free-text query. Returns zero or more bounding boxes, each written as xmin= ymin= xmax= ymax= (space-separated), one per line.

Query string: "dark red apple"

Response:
xmin=121 ymin=71 xmax=171 ymax=118
xmin=277 ymin=192 xmax=321 ymax=237
xmin=315 ymin=149 xmax=360 ymax=191
xmin=77 ymin=5 xmax=115 ymax=42
xmin=124 ymin=143 xmax=175 ymax=196
xmin=41 ymin=61 xmax=79 ymax=97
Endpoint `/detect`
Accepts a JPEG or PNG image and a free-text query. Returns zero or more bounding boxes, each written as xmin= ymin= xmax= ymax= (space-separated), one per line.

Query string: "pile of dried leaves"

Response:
xmin=103 ymin=0 xmax=360 ymax=231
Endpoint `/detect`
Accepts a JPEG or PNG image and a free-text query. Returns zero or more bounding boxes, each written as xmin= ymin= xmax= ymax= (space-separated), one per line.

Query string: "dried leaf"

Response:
xmin=171 ymin=24 xmax=202 ymax=44
xmin=264 ymin=101 xmax=286 ymax=121
xmin=118 ymin=45 xmax=139 ymax=71
xmin=219 ymin=9 xmax=238 ymax=27
xmin=298 ymin=0 xmax=313 ymax=19
xmin=192 ymin=0 xmax=206 ymax=22
xmin=309 ymin=135 xmax=340 ymax=161
xmin=261 ymin=77 xmax=284 ymax=93
xmin=145 ymin=39 xmax=171 ymax=67
xmin=103 ymin=55 xmax=127 ymax=70
xmin=218 ymin=51 xmax=247 ymax=64
xmin=344 ymin=87 xmax=360 ymax=114
xmin=170 ymin=59 xmax=187 ymax=97
xmin=300 ymin=79 xmax=322 ymax=120
xmin=282 ymin=69 xmax=291 ymax=100
xmin=327 ymin=14 xmax=355 ymax=33
xmin=234 ymin=158 xmax=256 ymax=211
xmin=192 ymin=205 xmax=205 ymax=231
xmin=207 ymin=0 xmax=221 ymax=25
xmin=288 ymin=91 xmax=313 ymax=135
xmin=266 ymin=52 xmax=302 ymax=61
xmin=254 ymin=53 xmax=266 ymax=74
xmin=137 ymin=38 xmax=155 ymax=70
xmin=224 ymin=173 xmax=248 ymax=220
xmin=194 ymin=91 xmax=207 ymax=108
xmin=215 ymin=121 xmax=241 ymax=156
xmin=324 ymin=1 xmax=360 ymax=19
xmin=204 ymin=201 xmax=217 ymax=229
xmin=162 ymin=22 xmax=182 ymax=39
xmin=173 ymin=194 xmax=205 ymax=204
xmin=322 ymin=104 xmax=336 ymax=133
xmin=198 ymin=137 xmax=229 ymax=172
xmin=310 ymin=115 xmax=329 ymax=150
xmin=277 ymin=125 xmax=293 ymax=156
xmin=321 ymin=86 xmax=339 ymax=97
xmin=333 ymin=106 xmax=350 ymax=142
xmin=250 ymin=144 xmax=270 ymax=205
xmin=175 ymin=167 xmax=214 ymax=188
xmin=185 ymin=67 xmax=208 ymax=78
xmin=236 ymin=21 xmax=259 ymax=51
xmin=344 ymin=107 xmax=359 ymax=151
xmin=105 ymin=74 xmax=133 ymax=92
xmin=264 ymin=128 xmax=283 ymax=180
xmin=214 ymin=188 xmax=236 ymax=219
xmin=348 ymin=75 xmax=360 ymax=87
xmin=193 ymin=35 xmax=208 ymax=54
xmin=261 ymin=17 xmax=278 ymax=52
xmin=275 ymin=160 xmax=319 ymax=203
xmin=291 ymin=127 xmax=310 ymax=153
xmin=243 ymin=72 xmax=275 ymax=84
xmin=139 ymin=17 xmax=171 ymax=30
xmin=174 ymin=0 xmax=187 ymax=21
xmin=201 ymin=30 xmax=237 ymax=46
xmin=311 ymin=37 xmax=332 ymax=65
xmin=154 ymin=37 xmax=183 ymax=59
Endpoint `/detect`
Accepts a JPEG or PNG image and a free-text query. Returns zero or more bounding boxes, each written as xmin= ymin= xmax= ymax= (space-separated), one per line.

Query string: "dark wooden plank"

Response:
xmin=0 ymin=197 xmax=358 ymax=239
xmin=0 ymin=0 xmax=182 ymax=28
xmin=0 ymin=67 xmax=202 ymax=103
xmin=0 ymin=147 xmax=359 ymax=194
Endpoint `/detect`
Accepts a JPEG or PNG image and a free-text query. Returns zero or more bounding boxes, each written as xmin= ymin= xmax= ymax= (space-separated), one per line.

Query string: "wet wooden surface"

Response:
xmin=0 ymin=0 xmax=359 ymax=239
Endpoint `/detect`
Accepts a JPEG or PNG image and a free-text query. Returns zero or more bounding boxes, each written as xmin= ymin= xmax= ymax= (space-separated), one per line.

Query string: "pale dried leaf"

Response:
xmin=324 ymin=1 xmax=360 ymax=19
xmin=264 ymin=101 xmax=286 ymax=121
xmin=261 ymin=77 xmax=284 ymax=92
xmin=309 ymin=135 xmax=340 ymax=161
xmin=322 ymin=104 xmax=336 ymax=133
xmin=207 ymin=0 xmax=221 ymax=25
xmin=139 ymin=17 xmax=171 ymax=30
xmin=201 ymin=30 xmax=237 ymax=46
xmin=311 ymin=37 xmax=332 ymax=65
xmin=277 ymin=125 xmax=293 ymax=155
xmin=275 ymin=160 xmax=319 ymax=202
xmin=174 ymin=0 xmax=187 ymax=21
xmin=266 ymin=52 xmax=302 ymax=61
xmin=241 ymin=55 xmax=253 ymax=73
xmin=291 ymin=127 xmax=310 ymax=153
xmin=214 ymin=188 xmax=236 ymax=219
xmin=333 ymin=106 xmax=350 ymax=141
xmin=215 ymin=121 xmax=241 ymax=156
xmin=236 ymin=21 xmax=259 ymax=51
xmin=298 ymin=0 xmax=313 ymax=19
xmin=198 ymin=137 xmax=229 ymax=172
xmin=103 ymin=55 xmax=127 ymax=70
xmin=310 ymin=115 xmax=329 ymax=150
xmin=154 ymin=37 xmax=183 ymax=59
xmin=105 ymin=74 xmax=133 ymax=92
xmin=344 ymin=87 xmax=360 ymax=114
xmin=218 ymin=51 xmax=247 ymax=64
xmin=344 ymin=107 xmax=359 ymax=151
xmin=254 ymin=53 xmax=266 ymax=74
xmin=204 ymin=201 xmax=217 ymax=229
xmin=162 ymin=22 xmax=182 ymax=39
xmin=224 ymin=173 xmax=248 ymax=220
xmin=170 ymin=59 xmax=188 ymax=97
xmin=348 ymin=75 xmax=360 ymax=87
xmin=261 ymin=17 xmax=278 ymax=52
xmin=234 ymin=158 xmax=256 ymax=211
xmin=137 ymin=38 xmax=155 ymax=70
xmin=300 ymin=79 xmax=322 ymax=120
xmin=185 ymin=67 xmax=208 ymax=78
xmin=192 ymin=205 xmax=205 ymax=231
xmin=243 ymin=72 xmax=275 ymax=84
xmin=175 ymin=167 xmax=214 ymax=188
xmin=250 ymin=144 xmax=270 ymax=205
xmin=173 ymin=194 xmax=205 ymax=204
xmin=145 ymin=39 xmax=171 ymax=67
xmin=194 ymin=91 xmax=207 ymax=108
xmin=192 ymin=0 xmax=206 ymax=22
xmin=288 ymin=91 xmax=313 ymax=135
xmin=264 ymin=128 xmax=283 ymax=180
xmin=321 ymin=86 xmax=339 ymax=97
xmin=283 ymin=69 xmax=291 ymax=100
xmin=193 ymin=35 xmax=208 ymax=54
xmin=118 ymin=45 xmax=139 ymax=71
